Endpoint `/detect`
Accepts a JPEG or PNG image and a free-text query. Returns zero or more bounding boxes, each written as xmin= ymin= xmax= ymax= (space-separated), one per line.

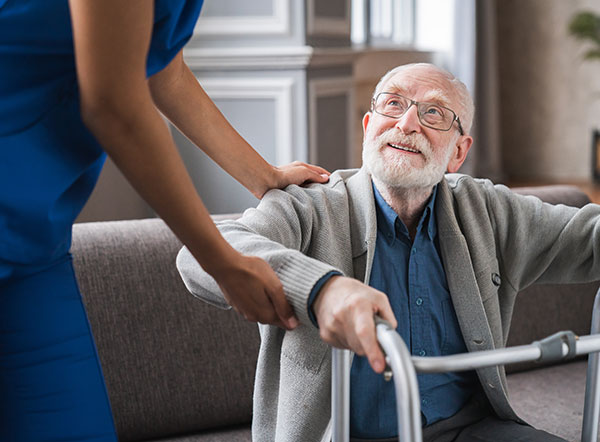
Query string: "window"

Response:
xmin=352 ymin=0 xmax=455 ymax=52
xmin=415 ymin=0 xmax=455 ymax=52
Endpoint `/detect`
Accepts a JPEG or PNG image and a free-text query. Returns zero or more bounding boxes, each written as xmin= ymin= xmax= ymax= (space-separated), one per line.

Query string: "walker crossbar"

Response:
xmin=331 ymin=288 xmax=600 ymax=442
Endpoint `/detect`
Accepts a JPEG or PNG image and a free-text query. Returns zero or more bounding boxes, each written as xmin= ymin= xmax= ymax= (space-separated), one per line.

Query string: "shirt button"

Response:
xmin=422 ymin=399 xmax=428 ymax=406
xmin=416 ymin=297 xmax=423 ymax=306
xmin=419 ymin=350 xmax=426 ymax=356
xmin=411 ymin=248 xmax=417 ymax=254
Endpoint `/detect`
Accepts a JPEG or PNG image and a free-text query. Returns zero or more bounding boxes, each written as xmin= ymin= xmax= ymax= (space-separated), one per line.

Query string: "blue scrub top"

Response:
xmin=0 ymin=0 xmax=204 ymax=273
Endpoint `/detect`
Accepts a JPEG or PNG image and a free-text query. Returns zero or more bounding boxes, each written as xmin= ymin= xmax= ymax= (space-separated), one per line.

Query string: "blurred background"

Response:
xmin=78 ymin=0 xmax=600 ymax=221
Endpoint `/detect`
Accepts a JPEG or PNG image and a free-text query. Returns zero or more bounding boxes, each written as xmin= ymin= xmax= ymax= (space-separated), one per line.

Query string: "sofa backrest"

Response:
xmin=72 ymin=218 xmax=259 ymax=441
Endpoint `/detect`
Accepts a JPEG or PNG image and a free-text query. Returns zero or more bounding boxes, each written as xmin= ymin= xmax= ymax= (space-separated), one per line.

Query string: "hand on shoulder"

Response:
xmin=255 ymin=162 xmax=330 ymax=198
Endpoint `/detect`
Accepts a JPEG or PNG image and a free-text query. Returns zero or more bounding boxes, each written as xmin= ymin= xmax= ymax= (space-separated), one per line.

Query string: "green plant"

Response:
xmin=569 ymin=11 xmax=600 ymax=60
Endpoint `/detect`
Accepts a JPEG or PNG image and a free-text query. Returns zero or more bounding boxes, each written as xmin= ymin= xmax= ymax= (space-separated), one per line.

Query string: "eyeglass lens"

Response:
xmin=374 ymin=93 xmax=455 ymax=131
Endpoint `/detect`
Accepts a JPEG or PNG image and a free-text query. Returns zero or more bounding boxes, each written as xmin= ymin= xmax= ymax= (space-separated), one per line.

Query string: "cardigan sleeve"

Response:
xmin=176 ymin=182 xmax=346 ymax=327
xmin=482 ymin=180 xmax=600 ymax=290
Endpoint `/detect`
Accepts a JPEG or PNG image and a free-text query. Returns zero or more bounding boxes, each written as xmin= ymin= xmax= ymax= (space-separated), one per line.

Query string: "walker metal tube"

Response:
xmin=332 ymin=348 xmax=351 ymax=442
xmin=413 ymin=344 xmax=541 ymax=373
xmin=576 ymin=335 xmax=600 ymax=355
xmin=376 ymin=321 xmax=423 ymax=442
xmin=332 ymin=302 xmax=600 ymax=442
xmin=411 ymin=334 xmax=600 ymax=374
xmin=582 ymin=287 xmax=600 ymax=442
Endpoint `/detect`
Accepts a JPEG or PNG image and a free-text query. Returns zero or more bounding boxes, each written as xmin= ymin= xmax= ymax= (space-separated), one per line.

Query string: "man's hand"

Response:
xmin=213 ymin=255 xmax=299 ymax=330
xmin=313 ymin=276 xmax=397 ymax=373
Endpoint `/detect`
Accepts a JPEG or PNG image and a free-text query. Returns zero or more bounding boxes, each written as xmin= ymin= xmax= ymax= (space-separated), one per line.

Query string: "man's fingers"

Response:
xmin=378 ymin=310 xmax=397 ymax=330
xmin=313 ymin=276 xmax=395 ymax=373
xmin=375 ymin=295 xmax=398 ymax=330
xmin=366 ymin=343 xmax=385 ymax=374
xmin=353 ymin=312 xmax=385 ymax=373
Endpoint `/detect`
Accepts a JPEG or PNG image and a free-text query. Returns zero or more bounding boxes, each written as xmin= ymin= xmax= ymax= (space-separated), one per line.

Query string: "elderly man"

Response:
xmin=177 ymin=63 xmax=600 ymax=442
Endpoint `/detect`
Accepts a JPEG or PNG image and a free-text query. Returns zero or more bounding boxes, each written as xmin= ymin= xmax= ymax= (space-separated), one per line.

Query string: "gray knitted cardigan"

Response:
xmin=177 ymin=168 xmax=600 ymax=442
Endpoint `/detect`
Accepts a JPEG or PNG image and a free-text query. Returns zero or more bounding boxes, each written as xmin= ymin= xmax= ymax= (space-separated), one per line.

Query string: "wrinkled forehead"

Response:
xmin=381 ymin=67 xmax=459 ymax=108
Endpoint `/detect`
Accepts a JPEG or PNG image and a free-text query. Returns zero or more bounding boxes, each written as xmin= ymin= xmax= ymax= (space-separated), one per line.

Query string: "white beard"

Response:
xmin=362 ymin=127 xmax=456 ymax=190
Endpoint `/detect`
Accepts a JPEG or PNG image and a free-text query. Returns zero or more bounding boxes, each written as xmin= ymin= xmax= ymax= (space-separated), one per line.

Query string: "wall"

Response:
xmin=77 ymin=157 xmax=154 ymax=223
xmin=496 ymin=0 xmax=600 ymax=181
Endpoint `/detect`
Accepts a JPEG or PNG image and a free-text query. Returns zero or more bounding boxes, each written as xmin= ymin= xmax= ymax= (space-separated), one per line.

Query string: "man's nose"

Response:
xmin=395 ymin=104 xmax=422 ymax=134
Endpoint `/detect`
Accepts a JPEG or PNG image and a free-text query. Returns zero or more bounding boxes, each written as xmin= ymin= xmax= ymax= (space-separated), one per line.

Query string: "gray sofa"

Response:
xmin=72 ymin=185 xmax=598 ymax=442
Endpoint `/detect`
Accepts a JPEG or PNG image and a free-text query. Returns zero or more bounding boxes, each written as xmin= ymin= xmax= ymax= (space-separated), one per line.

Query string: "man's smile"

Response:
xmin=387 ymin=142 xmax=421 ymax=154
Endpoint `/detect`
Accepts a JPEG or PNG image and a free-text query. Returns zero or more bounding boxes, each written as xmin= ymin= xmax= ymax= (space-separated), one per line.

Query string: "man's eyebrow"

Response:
xmin=421 ymin=89 xmax=451 ymax=106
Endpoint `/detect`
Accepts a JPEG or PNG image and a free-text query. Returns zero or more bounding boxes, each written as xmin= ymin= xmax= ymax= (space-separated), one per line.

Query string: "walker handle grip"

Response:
xmin=533 ymin=330 xmax=577 ymax=364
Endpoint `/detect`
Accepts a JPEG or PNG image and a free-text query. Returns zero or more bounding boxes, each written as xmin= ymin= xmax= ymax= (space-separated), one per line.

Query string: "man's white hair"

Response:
xmin=372 ymin=63 xmax=474 ymax=135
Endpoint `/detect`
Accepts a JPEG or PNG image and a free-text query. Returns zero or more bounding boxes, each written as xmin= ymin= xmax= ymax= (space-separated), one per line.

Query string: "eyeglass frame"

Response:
xmin=371 ymin=92 xmax=465 ymax=136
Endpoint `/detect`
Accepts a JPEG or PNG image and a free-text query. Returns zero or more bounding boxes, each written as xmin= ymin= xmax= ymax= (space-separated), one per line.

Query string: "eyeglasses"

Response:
xmin=372 ymin=92 xmax=465 ymax=135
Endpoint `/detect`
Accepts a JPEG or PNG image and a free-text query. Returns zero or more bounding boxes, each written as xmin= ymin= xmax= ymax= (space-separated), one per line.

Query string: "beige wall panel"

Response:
xmin=497 ymin=0 xmax=600 ymax=181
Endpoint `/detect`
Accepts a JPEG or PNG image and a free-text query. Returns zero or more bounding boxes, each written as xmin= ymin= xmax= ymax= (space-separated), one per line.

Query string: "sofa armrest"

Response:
xmin=511 ymin=184 xmax=590 ymax=207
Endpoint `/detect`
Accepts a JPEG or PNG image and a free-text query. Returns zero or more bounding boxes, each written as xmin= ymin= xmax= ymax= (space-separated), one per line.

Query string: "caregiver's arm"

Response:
xmin=69 ymin=0 xmax=297 ymax=330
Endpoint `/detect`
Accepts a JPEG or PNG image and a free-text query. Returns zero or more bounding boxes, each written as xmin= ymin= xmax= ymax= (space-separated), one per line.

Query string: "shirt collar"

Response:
xmin=372 ymin=182 xmax=438 ymax=243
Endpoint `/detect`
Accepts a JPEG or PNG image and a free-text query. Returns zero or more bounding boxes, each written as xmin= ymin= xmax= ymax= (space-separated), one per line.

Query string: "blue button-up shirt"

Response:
xmin=349 ymin=184 xmax=477 ymax=439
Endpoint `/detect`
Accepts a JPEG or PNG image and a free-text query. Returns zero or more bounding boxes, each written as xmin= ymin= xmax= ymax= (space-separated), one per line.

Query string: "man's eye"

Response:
xmin=386 ymin=100 xmax=406 ymax=110
xmin=424 ymin=106 xmax=443 ymax=116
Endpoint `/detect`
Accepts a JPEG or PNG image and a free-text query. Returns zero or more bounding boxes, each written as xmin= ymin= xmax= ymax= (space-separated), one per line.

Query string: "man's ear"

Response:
xmin=446 ymin=135 xmax=473 ymax=173
xmin=362 ymin=112 xmax=371 ymax=140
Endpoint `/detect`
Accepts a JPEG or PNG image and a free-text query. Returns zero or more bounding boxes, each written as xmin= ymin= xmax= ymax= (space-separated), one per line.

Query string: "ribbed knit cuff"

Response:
xmin=276 ymin=255 xmax=342 ymax=327
xmin=307 ymin=271 xmax=343 ymax=327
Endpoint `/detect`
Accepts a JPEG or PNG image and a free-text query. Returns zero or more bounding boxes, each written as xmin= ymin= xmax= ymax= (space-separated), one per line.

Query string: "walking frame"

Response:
xmin=331 ymin=288 xmax=600 ymax=442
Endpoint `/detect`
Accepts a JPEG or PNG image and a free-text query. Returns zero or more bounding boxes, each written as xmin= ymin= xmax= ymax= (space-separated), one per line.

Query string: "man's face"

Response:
xmin=362 ymin=66 xmax=472 ymax=190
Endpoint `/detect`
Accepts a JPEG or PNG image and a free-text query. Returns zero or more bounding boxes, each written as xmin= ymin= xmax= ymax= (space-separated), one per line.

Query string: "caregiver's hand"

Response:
xmin=212 ymin=252 xmax=298 ymax=330
xmin=251 ymin=162 xmax=330 ymax=199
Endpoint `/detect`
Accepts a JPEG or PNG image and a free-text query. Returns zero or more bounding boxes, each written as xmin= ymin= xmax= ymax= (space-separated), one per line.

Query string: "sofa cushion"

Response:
xmin=72 ymin=219 xmax=258 ymax=441
xmin=507 ymin=360 xmax=587 ymax=442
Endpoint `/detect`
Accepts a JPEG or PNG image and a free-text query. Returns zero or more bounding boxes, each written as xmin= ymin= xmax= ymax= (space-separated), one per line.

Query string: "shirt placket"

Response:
xmin=407 ymin=231 xmax=433 ymax=414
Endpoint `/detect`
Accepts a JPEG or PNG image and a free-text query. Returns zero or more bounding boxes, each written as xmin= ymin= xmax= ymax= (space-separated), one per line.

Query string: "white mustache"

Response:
xmin=374 ymin=130 xmax=431 ymax=156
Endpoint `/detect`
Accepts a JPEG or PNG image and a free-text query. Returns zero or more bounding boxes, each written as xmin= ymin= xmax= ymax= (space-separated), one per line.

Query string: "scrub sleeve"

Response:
xmin=0 ymin=0 xmax=204 ymax=440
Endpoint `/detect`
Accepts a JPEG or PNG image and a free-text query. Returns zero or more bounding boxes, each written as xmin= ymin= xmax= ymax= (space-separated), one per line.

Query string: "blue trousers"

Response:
xmin=0 ymin=256 xmax=117 ymax=441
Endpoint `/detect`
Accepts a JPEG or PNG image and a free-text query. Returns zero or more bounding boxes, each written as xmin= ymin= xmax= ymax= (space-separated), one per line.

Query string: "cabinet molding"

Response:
xmin=194 ymin=0 xmax=290 ymax=37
